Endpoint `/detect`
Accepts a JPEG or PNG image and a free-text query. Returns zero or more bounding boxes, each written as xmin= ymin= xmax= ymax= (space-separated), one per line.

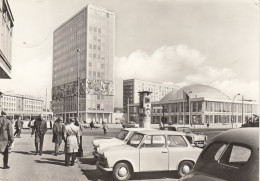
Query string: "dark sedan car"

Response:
xmin=180 ymin=128 xmax=259 ymax=181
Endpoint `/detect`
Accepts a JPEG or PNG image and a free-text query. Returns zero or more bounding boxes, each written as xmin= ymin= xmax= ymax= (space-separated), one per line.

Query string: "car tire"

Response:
xmin=113 ymin=162 xmax=132 ymax=181
xmin=178 ymin=161 xmax=194 ymax=178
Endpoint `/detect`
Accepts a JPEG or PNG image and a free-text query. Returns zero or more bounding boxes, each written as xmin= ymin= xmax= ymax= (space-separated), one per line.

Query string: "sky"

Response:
xmin=3 ymin=0 xmax=259 ymax=108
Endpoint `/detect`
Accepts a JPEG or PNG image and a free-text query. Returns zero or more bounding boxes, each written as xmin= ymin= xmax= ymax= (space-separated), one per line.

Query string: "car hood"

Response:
xmin=186 ymin=133 xmax=206 ymax=140
xmin=93 ymin=138 xmax=123 ymax=146
xmin=180 ymin=171 xmax=225 ymax=181
xmin=100 ymin=144 xmax=136 ymax=155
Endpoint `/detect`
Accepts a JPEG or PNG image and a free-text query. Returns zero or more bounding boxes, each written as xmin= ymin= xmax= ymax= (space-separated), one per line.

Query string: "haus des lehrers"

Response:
xmin=52 ymin=4 xmax=115 ymax=123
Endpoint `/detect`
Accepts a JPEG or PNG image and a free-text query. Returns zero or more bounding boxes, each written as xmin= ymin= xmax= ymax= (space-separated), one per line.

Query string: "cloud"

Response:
xmin=114 ymin=44 xmax=259 ymax=107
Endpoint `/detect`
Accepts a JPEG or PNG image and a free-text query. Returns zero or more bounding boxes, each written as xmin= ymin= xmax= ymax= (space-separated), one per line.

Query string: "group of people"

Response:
xmin=0 ymin=112 xmax=109 ymax=169
xmin=31 ymin=114 xmax=83 ymax=166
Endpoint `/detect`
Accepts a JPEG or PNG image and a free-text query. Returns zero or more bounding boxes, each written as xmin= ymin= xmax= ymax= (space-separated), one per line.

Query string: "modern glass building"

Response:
xmin=52 ymin=4 xmax=115 ymax=123
xmin=129 ymin=84 xmax=259 ymax=126
xmin=123 ymin=79 xmax=177 ymax=113
xmin=0 ymin=0 xmax=14 ymax=79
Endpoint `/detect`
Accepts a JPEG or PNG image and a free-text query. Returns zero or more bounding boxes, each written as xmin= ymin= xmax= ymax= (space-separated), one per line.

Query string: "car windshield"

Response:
xmin=127 ymin=133 xmax=144 ymax=147
xmin=116 ymin=130 xmax=129 ymax=141
xmin=177 ymin=127 xmax=192 ymax=133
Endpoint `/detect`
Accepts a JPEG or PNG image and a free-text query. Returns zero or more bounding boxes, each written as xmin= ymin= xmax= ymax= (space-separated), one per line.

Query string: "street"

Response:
xmin=0 ymin=126 xmax=229 ymax=181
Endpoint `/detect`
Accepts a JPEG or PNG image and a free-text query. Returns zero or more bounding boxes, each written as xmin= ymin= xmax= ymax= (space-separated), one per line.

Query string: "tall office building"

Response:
xmin=52 ymin=4 xmax=115 ymax=123
xmin=123 ymin=79 xmax=178 ymax=113
xmin=0 ymin=0 xmax=14 ymax=79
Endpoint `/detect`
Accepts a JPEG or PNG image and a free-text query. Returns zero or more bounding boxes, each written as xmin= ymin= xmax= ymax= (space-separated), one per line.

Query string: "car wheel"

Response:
xmin=113 ymin=162 xmax=132 ymax=181
xmin=178 ymin=161 xmax=194 ymax=177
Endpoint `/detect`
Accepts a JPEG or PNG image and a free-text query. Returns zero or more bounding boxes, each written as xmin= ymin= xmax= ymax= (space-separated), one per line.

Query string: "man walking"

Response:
xmin=14 ymin=115 xmax=23 ymax=138
xmin=31 ymin=114 xmax=47 ymax=155
xmin=0 ymin=111 xmax=14 ymax=169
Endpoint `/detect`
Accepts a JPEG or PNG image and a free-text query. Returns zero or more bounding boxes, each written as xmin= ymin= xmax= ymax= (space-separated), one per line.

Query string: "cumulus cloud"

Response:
xmin=114 ymin=44 xmax=259 ymax=107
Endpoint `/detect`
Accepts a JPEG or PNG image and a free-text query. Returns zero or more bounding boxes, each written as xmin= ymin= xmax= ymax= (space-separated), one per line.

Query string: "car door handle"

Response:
xmin=161 ymin=151 xmax=168 ymax=153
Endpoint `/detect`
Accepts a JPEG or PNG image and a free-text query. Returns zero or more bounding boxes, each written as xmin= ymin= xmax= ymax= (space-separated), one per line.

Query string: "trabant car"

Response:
xmin=96 ymin=130 xmax=202 ymax=181
xmin=162 ymin=125 xmax=207 ymax=148
xmin=92 ymin=128 xmax=151 ymax=158
xmin=180 ymin=128 xmax=259 ymax=181
xmin=122 ymin=121 xmax=139 ymax=128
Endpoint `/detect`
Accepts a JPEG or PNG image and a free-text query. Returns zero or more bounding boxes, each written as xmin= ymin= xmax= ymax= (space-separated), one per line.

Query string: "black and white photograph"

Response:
xmin=0 ymin=0 xmax=259 ymax=180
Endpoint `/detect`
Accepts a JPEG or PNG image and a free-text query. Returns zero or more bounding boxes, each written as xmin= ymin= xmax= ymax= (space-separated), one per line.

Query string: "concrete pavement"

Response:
xmin=0 ymin=131 xmax=87 ymax=181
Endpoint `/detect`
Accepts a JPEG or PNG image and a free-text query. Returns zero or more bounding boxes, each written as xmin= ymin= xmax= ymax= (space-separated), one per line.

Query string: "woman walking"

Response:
xmin=52 ymin=117 xmax=64 ymax=156
xmin=64 ymin=118 xmax=80 ymax=166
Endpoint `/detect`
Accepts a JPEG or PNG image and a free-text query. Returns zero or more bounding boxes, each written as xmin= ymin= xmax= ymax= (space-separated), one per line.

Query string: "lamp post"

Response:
xmin=127 ymin=97 xmax=129 ymax=122
xmin=231 ymin=93 xmax=240 ymax=128
xmin=76 ymin=49 xmax=80 ymax=121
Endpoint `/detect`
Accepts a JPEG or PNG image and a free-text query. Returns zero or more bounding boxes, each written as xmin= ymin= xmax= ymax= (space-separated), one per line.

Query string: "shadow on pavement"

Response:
xmin=35 ymin=158 xmax=65 ymax=166
xmin=81 ymin=169 xmax=179 ymax=181
xmin=12 ymin=151 xmax=36 ymax=155
xmin=79 ymin=157 xmax=97 ymax=165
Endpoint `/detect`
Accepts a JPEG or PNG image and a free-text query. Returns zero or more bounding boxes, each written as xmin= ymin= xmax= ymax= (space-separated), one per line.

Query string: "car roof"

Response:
xmin=211 ymin=128 xmax=259 ymax=147
xmin=123 ymin=128 xmax=154 ymax=131
xmin=135 ymin=129 xmax=186 ymax=136
xmin=164 ymin=125 xmax=190 ymax=128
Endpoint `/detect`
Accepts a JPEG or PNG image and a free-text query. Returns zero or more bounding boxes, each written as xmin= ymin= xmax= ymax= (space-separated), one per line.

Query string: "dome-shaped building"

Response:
xmin=129 ymin=84 xmax=258 ymax=126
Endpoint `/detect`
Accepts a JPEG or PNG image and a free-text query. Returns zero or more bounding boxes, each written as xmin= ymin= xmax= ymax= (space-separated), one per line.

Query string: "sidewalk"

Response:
xmin=0 ymin=131 xmax=88 ymax=181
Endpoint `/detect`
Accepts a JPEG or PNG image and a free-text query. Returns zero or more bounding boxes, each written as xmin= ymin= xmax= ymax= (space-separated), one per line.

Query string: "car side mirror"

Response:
xmin=140 ymin=143 xmax=146 ymax=148
xmin=191 ymin=143 xmax=195 ymax=147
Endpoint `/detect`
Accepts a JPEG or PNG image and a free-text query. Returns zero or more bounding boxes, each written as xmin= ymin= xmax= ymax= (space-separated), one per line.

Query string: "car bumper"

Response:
xmin=96 ymin=161 xmax=113 ymax=172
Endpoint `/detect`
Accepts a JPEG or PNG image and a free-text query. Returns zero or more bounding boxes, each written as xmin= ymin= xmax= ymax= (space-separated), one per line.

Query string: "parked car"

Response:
xmin=122 ymin=121 xmax=139 ymax=128
xmin=162 ymin=125 xmax=207 ymax=148
xmin=92 ymin=128 xmax=152 ymax=158
xmin=180 ymin=128 xmax=259 ymax=181
xmin=96 ymin=130 xmax=202 ymax=181
xmin=241 ymin=114 xmax=259 ymax=127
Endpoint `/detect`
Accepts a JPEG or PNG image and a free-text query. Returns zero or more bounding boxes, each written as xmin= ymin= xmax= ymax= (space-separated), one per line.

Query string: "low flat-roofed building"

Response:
xmin=129 ymin=84 xmax=259 ymax=126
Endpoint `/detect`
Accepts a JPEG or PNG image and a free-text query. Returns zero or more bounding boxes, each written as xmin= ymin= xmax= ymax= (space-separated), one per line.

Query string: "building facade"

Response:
xmin=52 ymin=4 xmax=115 ymax=123
xmin=0 ymin=0 xmax=14 ymax=79
xmin=123 ymin=79 xmax=177 ymax=113
xmin=0 ymin=92 xmax=44 ymax=119
xmin=129 ymin=84 xmax=259 ymax=126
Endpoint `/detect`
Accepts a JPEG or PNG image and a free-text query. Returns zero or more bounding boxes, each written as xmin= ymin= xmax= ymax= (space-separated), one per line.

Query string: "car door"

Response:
xmin=167 ymin=135 xmax=192 ymax=170
xmin=139 ymin=135 xmax=169 ymax=171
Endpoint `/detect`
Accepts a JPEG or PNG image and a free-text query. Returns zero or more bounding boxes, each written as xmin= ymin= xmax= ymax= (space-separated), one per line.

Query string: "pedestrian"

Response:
xmin=90 ymin=120 xmax=94 ymax=129
xmin=52 ymin=117 xmax=64 ymax=156
xmin=14 ymin=115 xmax=23 ymax=138
xmin=74 ymin=118 xmax=83 ymax=158
xmin=207 ymin=121 xmax=209 ymax=128
xmin=0 ymin=111 xmax=14 ymax=169
xmin=102 ymin=121 xmax=108 ymax=135
xmin=31 ymin=114 xmax=47 ymax=155
xmin=64 ymin=118 xmax=80 ymax=166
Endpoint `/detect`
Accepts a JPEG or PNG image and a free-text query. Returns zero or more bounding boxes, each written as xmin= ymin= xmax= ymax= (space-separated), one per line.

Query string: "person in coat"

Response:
xmin=14 ymin=115 xmax=23 ymax=138
xmin=102 ymin=121 xmax=108 ymax=135
xmin=64 ymin=118 xmax=80 ymax=166
xmin=0 ymin=111 xmax=14 ymax=169
xmin=52 ymin=117 xmax=64 ymax=156
xmin=31 ymin=114 xmax=47 ymax=155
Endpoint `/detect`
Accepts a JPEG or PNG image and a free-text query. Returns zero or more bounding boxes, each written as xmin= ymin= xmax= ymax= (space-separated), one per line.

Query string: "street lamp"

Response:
xmin=231 ymin=93 xmax=240 ymax=128
xmin=76 ymin=49 xmax=80 ymax=121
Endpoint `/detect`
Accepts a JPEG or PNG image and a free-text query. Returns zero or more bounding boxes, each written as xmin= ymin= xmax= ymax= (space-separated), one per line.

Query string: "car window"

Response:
xmin=202 ymin=142 xmax=227 ymax=162
xmin=128 ymin=133 xmax=144 ymax=147
xmin=142 ymin=135 xmax=165 ymax=147
xmin=220 ymin=144 xmax=252 ymax=168
xmin=167 ymin=135 xmax=187 ymax=147
xmin=116 ymin=130 xmax=129 ymax=141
